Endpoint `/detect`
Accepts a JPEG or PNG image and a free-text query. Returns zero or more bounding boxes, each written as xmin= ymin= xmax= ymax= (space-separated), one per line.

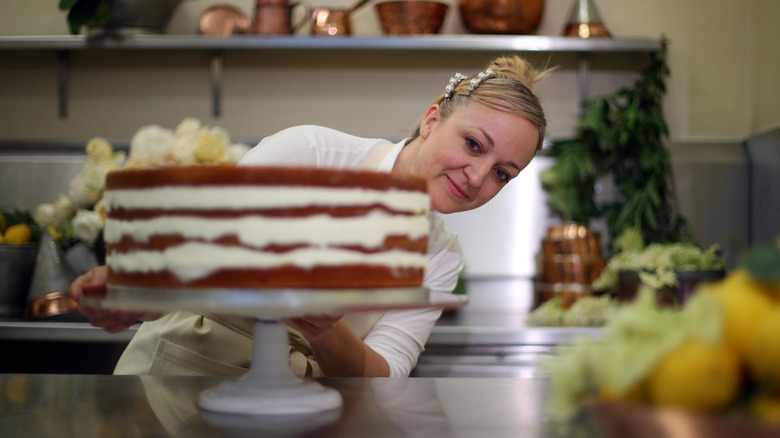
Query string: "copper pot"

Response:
xmin=311 ymin=8 xmax=352 ymax=36
xmin=459 ymin=0 xmax=544 ymax=35
xmin=252 ymin=1 xmax=312 ymax=35
xmin=539 ymin=254 xmax=606 ymax=283
xmin=375 ymin=1 xmax=449 ymax=35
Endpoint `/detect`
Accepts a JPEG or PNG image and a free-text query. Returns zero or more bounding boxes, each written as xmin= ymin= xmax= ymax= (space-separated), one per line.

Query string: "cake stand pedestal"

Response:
xmin=199 ymin=318 xmax=342 ymax=415
xmin=83 ymin=285 xmax=465 ymax=417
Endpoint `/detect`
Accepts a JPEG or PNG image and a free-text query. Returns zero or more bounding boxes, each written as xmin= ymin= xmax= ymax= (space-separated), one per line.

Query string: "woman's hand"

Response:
xmin=287 ymin=313 xmax=344 ymax=341
xmin=286 ymin=313 xmax=390 ymax=377
xmin=70 ymin=265 xmax=162 ymax=333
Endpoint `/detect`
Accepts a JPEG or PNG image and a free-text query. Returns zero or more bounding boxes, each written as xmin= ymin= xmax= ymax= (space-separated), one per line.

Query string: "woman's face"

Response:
xmin=401 ymin=102 xmax=540 ymax=214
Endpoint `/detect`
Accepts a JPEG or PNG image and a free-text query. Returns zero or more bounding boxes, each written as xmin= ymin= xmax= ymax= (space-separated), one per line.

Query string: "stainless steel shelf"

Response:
xmin=0 ymin=34 xmax=662 ymax=119
xmin=426 ymin=325 xmax=603 ymax=347
xmin=0 ymin=34 xmax=662 ymax=53
xmin=0 ymin=320 xmax=138 ymax=343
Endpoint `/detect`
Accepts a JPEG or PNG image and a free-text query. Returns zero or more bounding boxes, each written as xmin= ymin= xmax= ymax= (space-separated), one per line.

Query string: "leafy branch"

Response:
xmin=59 ymin=0 xmax=111 ymax=35
xmin=540 ymin=49 xmax=693 ymax=250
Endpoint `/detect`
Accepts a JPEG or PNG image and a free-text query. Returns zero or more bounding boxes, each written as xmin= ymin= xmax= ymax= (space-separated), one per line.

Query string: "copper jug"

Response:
xmin=310 ymin=0 xmax=372 ymax=36
xmin=311 ymin=8 xmax=351 ymax=36
xmin=252 ymin=0 xmax=311 ymax=35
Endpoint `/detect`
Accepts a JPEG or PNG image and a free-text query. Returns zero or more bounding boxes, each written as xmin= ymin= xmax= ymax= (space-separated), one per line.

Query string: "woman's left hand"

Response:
xmin=287 ymin=313 xmax=344 ymax=342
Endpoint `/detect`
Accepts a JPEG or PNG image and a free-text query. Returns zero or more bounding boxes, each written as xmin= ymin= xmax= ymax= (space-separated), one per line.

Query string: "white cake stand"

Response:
xmin=83 ymin=285 xmax=466 ymax=417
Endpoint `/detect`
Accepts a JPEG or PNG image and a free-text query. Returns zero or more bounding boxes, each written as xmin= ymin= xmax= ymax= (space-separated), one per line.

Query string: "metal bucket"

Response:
xmin=87 ymin=0 xmax=183 ymax=35
xmin=0 ymin=244 xmax=38 ymax=317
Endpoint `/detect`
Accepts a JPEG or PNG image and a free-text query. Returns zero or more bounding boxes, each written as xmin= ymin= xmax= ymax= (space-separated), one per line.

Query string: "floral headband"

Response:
xmin=444 ymin=68 xmax=495 ymax=100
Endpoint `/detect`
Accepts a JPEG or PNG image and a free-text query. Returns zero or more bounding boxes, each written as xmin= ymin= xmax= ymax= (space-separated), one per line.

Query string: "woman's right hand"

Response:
xmin=70 ymin=265 xmax=162 ymax=333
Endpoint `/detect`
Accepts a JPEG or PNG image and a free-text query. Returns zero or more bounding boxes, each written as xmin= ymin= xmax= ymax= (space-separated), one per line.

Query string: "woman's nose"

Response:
xmin=464 ymin=161 xmax=491 ymax=187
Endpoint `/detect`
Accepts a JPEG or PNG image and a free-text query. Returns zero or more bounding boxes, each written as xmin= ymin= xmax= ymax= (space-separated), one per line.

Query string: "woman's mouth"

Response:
xmin=445 ymin=176 xmax=469 ymax=200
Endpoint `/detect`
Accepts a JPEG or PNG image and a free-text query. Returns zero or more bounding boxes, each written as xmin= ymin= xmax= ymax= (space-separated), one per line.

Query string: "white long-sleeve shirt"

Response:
xmin=240 ymin=125 xmax=463 ymax=376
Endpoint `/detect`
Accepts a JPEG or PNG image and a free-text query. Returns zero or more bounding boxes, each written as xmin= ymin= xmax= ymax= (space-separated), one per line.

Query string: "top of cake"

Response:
xmin=106 ymin=165 xmax=427 ymax=191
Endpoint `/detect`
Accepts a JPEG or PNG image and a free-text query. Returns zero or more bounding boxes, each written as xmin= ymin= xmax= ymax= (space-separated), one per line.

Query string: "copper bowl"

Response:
xmin=539 ymin=254 xmax=606 ymax=283
xmin=27 ymin=292 xmax=78 ymax=318
xmin=533 ymin=281 xmax=594 ymax=309
xmin=375 ymin=1 xmax=449 ymax=35
xmin=459 ymin=0 xmax=544 ymax=35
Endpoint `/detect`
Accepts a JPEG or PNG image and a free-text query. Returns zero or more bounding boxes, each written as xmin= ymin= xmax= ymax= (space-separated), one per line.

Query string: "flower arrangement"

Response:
xmin=544 ymin=239 xmax=780 ymax=435
xmin=591 ymin=227 xmax=724 ymax=292
xmin=33 ymin=118 xmax=250 ymax=252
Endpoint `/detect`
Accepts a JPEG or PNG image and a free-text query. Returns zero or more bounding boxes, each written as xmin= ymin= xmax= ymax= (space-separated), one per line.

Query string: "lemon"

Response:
xmin=747 ymin=307 xmax=780 ymax=384
xmin=750 ymin=393 xmax=780 ymax=422
xmin=3 ymin=224 xmax=32 ymax=244
xmin=648 ymin=340 xmax=741 ymax=412
xmin=3 ymin=375 xmax=29 ymax=404
xmin=599 ymin=379 xmax=648 ymax=404
xmin=713 ymin=270 xmax=775 ymax=358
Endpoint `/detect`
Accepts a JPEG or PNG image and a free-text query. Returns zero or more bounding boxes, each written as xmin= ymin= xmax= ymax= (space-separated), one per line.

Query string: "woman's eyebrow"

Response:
xmin=479 ymin=128 xmax=521 ymax=172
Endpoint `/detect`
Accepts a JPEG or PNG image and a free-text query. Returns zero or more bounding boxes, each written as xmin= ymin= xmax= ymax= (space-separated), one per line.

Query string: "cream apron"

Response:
xmin=114 ymin=144 xmax=397 ymax=377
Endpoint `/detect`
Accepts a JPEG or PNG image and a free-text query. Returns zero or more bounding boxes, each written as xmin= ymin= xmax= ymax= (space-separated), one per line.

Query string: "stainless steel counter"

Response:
xmin=0 ymin=283 xmax=604 ymax=376
xmin=0 ymin=374 xmax=605 ymax=438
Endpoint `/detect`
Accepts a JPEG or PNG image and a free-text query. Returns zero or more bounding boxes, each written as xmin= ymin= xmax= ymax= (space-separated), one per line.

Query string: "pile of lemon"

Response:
xmin=0 ymin=211 xmax=34 ymax=245
xmin=604 ymin=266 xmax=780 ymax=423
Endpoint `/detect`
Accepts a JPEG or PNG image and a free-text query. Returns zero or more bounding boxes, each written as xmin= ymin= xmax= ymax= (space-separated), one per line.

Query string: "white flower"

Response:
xmin=72 ymin=209 xmax=104 ymax=245
xmin=34 ymin=203 xmax=57 ymax=228
xmin=67 ymin=175 xmax=93 ymax=208
xmin=175 ymin=118 xmax=202 ymax=138
xmin=81 ymin=162 xmax=108 ymax=192
xmin=226 ymin=143 xmax=251 ymax=163
xmin=52 ymin=194 xmax=76 ymax=226
xmin=86 ymin=137 xmax=113 ymax=160
xmin=129 ymin=124 xmax=176 ymax=167
xmin=171 ymin=136 xmax=197 ymax=165
xmin=93 ymin=197 xmax=107 ymax=221
xmin=194 ymin=129 xmax=228 ymax=163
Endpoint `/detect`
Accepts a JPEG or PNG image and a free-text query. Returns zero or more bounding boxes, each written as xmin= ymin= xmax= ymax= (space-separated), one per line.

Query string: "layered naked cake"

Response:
xmin=103 ymin=165 xmax=430 ymax=289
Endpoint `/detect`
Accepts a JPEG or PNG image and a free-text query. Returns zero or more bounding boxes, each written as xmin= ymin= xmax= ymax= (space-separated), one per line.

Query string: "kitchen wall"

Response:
xmin=1 ymin=0 xmax=778 ymax=142
xmin=1 ymin=0 xmax=778 ymax=282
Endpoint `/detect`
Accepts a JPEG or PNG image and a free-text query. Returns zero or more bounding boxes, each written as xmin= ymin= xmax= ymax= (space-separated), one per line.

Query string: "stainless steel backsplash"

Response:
xmin=2 ymin=129 xmax=778 ymax=276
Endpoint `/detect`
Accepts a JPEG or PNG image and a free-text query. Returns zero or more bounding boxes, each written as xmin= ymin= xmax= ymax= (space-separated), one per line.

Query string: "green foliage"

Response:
xmin=739 ymin=237 xmax=780 ymax=282
xmin=591 ymin=235 xmax=725 ymax=292
xmin=0 ymin=205 xmax=42 ymax=243
xmin=544 ymin=288 xmax=723 ymax=422
xmin=526 ymin=295 xmax=617 ymax=327
xmin=540 ymin=49 xmax=693 ymax=250
xmin=59 ymin=0 xmax=111 ymax=35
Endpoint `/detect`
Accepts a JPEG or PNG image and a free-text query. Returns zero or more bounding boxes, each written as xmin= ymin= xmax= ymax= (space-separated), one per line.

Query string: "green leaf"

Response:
xmin=58 ymin=0 xmax=80 ymax=11
xmin=63 ymin=0 xmax=108 ymax=35
xmin=739 ymin=241 xmax=780 ymax=282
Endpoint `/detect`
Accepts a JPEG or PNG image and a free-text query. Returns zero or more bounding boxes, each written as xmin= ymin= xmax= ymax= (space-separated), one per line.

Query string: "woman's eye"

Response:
xmin=465 ymin=137 xmax=481 ymax=153
xmin=496 ymin=168 xmax=511 ymax=183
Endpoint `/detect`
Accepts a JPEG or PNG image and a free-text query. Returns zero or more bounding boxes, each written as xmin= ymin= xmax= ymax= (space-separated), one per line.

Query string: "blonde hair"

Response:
xmin=410 ymin=55 xmax=553 ymax=151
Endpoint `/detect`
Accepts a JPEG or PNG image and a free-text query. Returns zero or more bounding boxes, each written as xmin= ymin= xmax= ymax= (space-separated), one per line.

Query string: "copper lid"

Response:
xmin=198 ymin=4 xmax=251 ymax=36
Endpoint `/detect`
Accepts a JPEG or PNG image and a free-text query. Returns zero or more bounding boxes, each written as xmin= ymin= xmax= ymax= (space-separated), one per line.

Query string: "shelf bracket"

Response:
xmin=210 ymin=51 xmax=223 ymax=118
xmin=56 ymin=50 xmax=70 ymax=119
xmin=577 ymin=52 xmax=590 ymax=115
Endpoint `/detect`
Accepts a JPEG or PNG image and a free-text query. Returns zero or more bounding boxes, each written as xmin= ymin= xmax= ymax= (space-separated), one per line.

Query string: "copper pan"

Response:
xmin=27 ymin=292 xmax=78 ymax=318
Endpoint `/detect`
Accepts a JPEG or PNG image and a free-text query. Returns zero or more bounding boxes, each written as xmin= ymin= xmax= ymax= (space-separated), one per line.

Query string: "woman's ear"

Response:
xmin=419 ymin=104 xmax=439 ymax=140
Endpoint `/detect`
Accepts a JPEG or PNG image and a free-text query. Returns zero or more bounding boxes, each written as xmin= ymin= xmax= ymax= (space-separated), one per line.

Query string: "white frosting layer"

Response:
xmin=105 ymin=184 xmax=430 ymax=282
xmin=104 ymin=211 xmax=429 ymax=248
xmin=106 ymin=242 xmax=428 ymax=282
xmin=105 ymin=186 xmax=430 ymax=214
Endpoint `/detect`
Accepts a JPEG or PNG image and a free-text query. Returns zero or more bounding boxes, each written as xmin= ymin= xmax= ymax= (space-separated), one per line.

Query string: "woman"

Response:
xmin=71 ymin=54 xmax=551 ymax=378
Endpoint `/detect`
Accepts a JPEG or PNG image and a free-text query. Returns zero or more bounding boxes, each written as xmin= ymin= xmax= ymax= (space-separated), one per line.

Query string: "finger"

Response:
xmin=82 ymin=283 xmax=107 ymax=298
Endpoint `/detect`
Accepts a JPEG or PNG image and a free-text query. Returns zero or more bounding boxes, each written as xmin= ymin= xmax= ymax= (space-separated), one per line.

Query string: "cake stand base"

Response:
xmin=198 ymin=319 xmax=342 ymax=416
xmin=81 ymin=285 xmax=466 ymax=417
